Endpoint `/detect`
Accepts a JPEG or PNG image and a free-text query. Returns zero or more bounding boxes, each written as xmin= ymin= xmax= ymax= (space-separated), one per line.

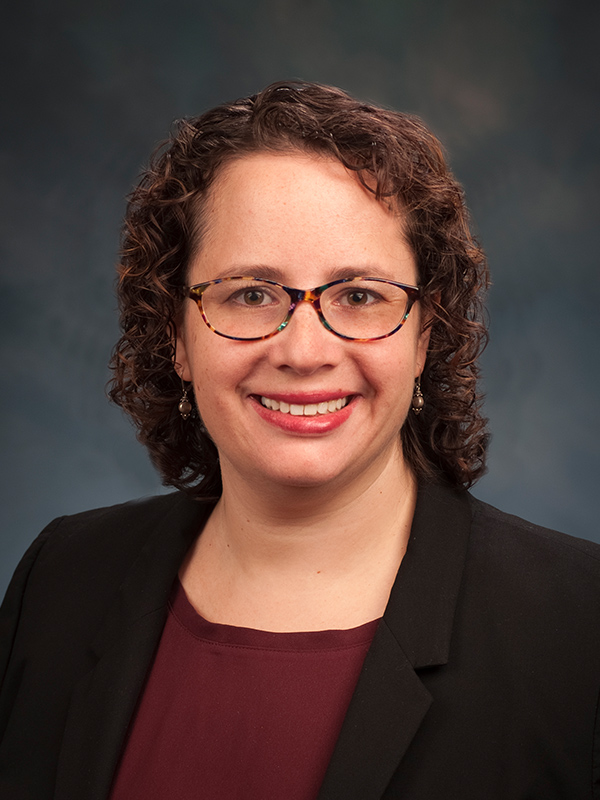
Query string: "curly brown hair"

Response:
xmin=109 ymin=80 xmax=489 ymax=496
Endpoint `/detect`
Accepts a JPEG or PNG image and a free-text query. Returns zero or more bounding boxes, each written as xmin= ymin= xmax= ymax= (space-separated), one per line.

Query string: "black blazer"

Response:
xmin=1 ymin=483 xmax=599 ymax=799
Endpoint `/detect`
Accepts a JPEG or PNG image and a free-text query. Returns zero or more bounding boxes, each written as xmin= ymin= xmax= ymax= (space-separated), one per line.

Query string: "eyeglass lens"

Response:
xmin=198 ymin=278 xmax=412 ymax=340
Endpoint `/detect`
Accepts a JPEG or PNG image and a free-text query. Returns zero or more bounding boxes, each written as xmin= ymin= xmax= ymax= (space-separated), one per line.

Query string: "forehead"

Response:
xmin=209 ymin=150 xmax=399 ymax=222
xmin=190 ymin=151 xmax=414 ymax=284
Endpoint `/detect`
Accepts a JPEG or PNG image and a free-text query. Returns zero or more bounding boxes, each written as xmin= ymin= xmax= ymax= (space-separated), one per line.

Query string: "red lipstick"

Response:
xmin=250 ymin=395 xmax=354 ymax=434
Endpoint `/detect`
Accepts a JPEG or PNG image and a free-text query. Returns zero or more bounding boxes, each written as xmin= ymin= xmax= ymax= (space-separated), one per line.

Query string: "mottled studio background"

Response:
xmin=1 ymin=0 xmax=599 ymax=595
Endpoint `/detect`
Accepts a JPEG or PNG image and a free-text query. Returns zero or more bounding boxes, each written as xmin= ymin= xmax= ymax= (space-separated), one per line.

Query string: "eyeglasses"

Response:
xmin=186 ymin=276 xmax=421 ymax=342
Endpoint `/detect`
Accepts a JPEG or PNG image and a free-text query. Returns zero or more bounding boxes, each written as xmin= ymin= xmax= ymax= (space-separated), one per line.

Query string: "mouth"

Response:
xmin=259 ymin=396 xmax=351 ymax=416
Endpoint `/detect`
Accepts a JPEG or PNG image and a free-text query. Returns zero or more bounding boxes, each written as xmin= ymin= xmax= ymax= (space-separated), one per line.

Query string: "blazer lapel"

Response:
xmin=318 ymin=483 xmax=472 ymax=799
xmin=54 ymin=493 xmax=213 ymax=800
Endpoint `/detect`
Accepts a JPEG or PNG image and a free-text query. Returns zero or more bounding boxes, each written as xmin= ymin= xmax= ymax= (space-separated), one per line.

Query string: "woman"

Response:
xmin=1 ymin=82 xmax=599 ymax=800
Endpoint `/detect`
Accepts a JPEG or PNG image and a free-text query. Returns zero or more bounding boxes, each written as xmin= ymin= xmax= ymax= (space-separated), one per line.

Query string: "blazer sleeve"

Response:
xmin=0 ymin=518 xmax=64 ymax=734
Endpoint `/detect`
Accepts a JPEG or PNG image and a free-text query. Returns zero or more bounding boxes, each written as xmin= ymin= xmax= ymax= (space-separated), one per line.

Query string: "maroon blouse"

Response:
xmin=109 ymin=580 xmax=378 ymax=800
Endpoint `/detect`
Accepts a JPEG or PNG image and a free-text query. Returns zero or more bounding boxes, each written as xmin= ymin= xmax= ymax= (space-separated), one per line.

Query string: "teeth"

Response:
xmin=260 ymin=396 xmax=350 ymax=415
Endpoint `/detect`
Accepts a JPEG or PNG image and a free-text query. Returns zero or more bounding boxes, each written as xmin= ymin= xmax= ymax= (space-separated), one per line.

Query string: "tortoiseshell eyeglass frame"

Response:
xmin=186 ymin=276 xmax=422 ymax=342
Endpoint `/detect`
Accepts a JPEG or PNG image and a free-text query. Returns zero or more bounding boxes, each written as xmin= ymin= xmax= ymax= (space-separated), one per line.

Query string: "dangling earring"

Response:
xmin=411 ymin=378 xmax=424 ymax=415
xmin=178 ymin=382 xmax=193 ymax=420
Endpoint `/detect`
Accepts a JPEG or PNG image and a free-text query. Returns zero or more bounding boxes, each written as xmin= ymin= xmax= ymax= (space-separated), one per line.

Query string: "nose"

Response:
xmin=268 ymin=298 xmax=343 ymax=375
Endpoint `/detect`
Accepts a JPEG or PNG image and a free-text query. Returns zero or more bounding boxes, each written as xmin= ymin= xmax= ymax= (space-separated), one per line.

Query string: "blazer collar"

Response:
xmin=318 ymin=482 xmax=472 ymax=799
xmin=55 ymin=492 xmax=213 ymax=800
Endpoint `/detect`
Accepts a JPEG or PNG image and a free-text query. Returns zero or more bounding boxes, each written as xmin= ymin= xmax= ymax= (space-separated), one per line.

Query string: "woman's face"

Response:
xmin=176 ymin=151 xmax=430 ymax=492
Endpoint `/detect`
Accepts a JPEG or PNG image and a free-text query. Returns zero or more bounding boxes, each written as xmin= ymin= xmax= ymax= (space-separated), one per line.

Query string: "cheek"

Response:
xmin=362 ymin=342 xmax=421 ymax=416
xmin=367 ymin=338 xmax=420 ymax=387
xmin=188 ymin=340 xmax=254 ymax=422
xmin=191 ymin=356 xmax=228 ymax=420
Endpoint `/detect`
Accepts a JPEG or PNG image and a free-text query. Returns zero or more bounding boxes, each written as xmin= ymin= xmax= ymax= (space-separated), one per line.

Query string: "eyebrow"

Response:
xmin=212 ymin=265 xmax=287 ymax=282
xmin=325 ymin=265 xmax=399 ymax=282
xmin=211 ymin=264 xmax=400 ymax=284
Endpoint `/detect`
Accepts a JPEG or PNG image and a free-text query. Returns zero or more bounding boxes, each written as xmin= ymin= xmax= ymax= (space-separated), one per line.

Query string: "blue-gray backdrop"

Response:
xmin=2 ymin=0 xmax=599 ymax=595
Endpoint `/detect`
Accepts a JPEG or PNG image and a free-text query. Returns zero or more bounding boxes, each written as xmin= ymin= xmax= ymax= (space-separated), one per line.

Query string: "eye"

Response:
xmin=229 ymin=285 xmax=278 ymax=307
xmin=240 ymin=289 xmax=268 ymax=306
xmin=345 ymin=290 xmax=373 ymax=306
xmin=333 ymin=287 xmax=381 ymax=307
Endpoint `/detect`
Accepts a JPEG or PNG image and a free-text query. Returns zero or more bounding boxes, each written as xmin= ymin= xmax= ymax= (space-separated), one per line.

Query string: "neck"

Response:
xmin=218 ymin=447 xmax=414 ymax=569
xmin=180 ymin=447 xmax=417 ymax=631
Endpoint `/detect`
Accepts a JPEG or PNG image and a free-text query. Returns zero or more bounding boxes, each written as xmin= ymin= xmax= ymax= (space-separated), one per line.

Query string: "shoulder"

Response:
xmin=38 ymin=491 xmax=201 ymax=544
xmin=1 ymin=492 xmax=210 ymax=641
xmin=10 ymin=493 xmax=198 ymax=587
xmin=21 ymin=491 xmax=210 ymax=586
xmin=435 ymin=494 xmax=600 ymax=737
xmin=0 ymin=492 xmax=211 ymax=679
xmin=461 ymin=493 xmax=600 ymax=635
xmin=466 ymin=493 xmax=600 ymax=575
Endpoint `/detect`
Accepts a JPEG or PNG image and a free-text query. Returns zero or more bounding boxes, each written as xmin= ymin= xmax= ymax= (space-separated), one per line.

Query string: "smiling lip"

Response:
xmin=250 ymin=393 xmax=355 ymax=433
xmin=260 ymin=395 xmax=349 ymax=416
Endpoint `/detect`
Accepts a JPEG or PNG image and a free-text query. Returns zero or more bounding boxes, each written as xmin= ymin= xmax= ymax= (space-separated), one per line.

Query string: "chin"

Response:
xmin=262 ymin=463 xmax=351 ymax=490
xmin=252 ymin=447 xmax=394 ymax=493
xmin=219 ymin=429 xmax=406 ymax=493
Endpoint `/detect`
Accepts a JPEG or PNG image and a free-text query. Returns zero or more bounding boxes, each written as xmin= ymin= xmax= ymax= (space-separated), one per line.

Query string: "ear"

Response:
xmin=415 ymin=291 xmax=438 ymax=377
xmin=415 ymin=323 xmax=431 ymax=378
xmin=174 ymin=321 xmax=194 ymax=382
xmin=415 ymin=308 xmax=433 ymax=378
